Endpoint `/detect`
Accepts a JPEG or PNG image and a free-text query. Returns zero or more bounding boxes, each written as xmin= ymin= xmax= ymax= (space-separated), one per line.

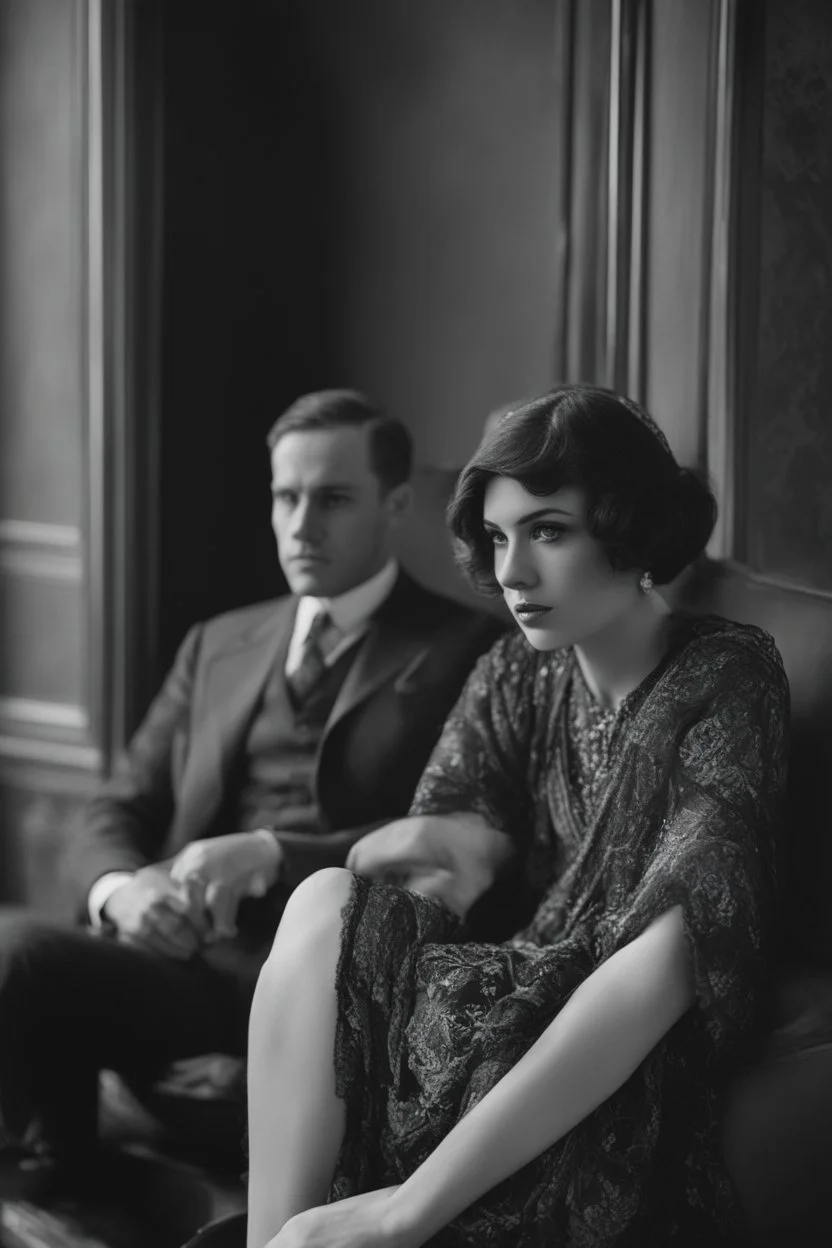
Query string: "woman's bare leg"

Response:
xmin=246 ymin=867 xmax=354 ymax=1248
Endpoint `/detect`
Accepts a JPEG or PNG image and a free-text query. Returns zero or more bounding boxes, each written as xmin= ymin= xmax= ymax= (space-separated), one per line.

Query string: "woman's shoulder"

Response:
xmin=670 ymin=611 xmax=787 ymax=688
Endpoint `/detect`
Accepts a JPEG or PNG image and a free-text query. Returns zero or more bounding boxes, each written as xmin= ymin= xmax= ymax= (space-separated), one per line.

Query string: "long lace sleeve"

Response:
xmin=409 ymin=631 xmax=543 ymax=847
xmin=611 ymin=626 xmax=790 ymax=1057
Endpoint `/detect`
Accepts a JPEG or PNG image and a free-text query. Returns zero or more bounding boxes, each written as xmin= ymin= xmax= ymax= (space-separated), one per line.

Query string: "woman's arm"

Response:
xmin=346 ymin=813 xmax=515 ymax=916
xmin=384 ymin=904 xmax=694 ymax=1248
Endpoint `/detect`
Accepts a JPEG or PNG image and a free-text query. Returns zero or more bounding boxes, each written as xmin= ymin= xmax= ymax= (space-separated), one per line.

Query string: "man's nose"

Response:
xmin=496 ymin=541 xmax=538 ymax=591
xmin=290 ymin=498 xmax=320 ymax=543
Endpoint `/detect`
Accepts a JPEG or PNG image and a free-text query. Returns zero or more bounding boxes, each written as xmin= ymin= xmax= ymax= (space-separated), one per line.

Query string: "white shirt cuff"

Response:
xmin=88 ymin=871 xmax=134 ymax=925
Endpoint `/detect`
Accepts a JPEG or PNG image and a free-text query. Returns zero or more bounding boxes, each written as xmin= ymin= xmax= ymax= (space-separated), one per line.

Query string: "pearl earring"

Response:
xmin=639 ymin=570 xmax=653 ymax=595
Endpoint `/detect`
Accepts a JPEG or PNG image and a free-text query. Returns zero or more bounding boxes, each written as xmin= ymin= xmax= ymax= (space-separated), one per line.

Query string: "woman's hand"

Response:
xmin=346 ymin=814 xmax=514 ymax=917
xmin=264 ymin=1187 xmax=412 ymax=1248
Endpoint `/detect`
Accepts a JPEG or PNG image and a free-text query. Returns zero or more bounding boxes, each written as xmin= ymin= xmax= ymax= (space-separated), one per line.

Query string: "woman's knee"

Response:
xmin=269 ymin=868 xmax=355 ymax=959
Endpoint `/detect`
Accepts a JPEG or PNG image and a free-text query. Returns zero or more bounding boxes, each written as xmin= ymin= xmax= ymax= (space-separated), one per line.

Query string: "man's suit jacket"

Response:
xmin=66 ymin=571 xmax=507 ymax=922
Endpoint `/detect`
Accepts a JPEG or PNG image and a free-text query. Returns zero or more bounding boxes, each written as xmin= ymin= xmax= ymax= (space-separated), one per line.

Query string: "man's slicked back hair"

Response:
xmin=266 ymin=389 xmax=413 ymax=492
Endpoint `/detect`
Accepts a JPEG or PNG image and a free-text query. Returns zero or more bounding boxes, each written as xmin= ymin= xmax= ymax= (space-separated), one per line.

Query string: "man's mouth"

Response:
xmin=514 ymin=601 xmax=553 ymax=623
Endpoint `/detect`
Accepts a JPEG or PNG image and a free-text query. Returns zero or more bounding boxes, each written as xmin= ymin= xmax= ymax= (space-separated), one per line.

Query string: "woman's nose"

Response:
xmin=496 ymin=542 xmax=538 ymax=591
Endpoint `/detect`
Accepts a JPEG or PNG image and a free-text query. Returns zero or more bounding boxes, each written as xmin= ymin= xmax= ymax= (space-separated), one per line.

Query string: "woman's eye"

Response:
xmin=531 ymin=524 xmax=564 ymax=542
xmin=487 ymin=531 xmax=507 ymax=546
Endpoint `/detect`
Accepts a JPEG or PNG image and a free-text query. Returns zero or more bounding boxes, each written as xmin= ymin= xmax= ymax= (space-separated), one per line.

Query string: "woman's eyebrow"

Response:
xmin=483 ymin=506 xmax=576 ymax=529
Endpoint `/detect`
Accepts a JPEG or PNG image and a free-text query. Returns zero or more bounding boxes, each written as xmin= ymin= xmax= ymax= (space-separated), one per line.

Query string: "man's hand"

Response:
xmin=346 ymin=814 xmax=514 ymax=917
xmin=103 ymin=863 xmax=210 ymax=961
xmin=169 ymin=830 xmax=283 ymax=940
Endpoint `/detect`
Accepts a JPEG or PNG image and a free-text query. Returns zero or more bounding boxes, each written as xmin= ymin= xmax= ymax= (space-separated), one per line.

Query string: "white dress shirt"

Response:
xmin=285 ymin=556 xmax=399 ymax=676
xmin=88 ymin=558 xmax=400 ymax=924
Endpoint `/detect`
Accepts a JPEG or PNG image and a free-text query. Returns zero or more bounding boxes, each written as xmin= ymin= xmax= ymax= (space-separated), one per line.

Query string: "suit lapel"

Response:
xmin=169 ymin=598 xmax=297 ymax=848
xmin=324 ymin=571 xmax=430 ymax=738
xmin=169 ymin=574 xmax=438 ymax=848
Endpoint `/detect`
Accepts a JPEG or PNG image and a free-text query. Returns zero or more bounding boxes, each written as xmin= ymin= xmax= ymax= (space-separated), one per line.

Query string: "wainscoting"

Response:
xmin=0 ymin=0 xmax=161 ymax=907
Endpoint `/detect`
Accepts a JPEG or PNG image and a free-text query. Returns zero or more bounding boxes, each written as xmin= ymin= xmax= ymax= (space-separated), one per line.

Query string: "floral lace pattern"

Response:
xmin=330 ymin=615 xmax=789 ymax=1245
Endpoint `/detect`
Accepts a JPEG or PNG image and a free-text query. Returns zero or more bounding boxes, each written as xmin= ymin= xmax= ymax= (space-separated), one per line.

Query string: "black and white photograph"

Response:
xmin=0 ymin=2 xmax=830 ymax=1245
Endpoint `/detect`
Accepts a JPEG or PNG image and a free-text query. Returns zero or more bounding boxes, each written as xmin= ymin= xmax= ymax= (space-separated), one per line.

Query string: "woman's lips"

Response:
xmin=514 ymin=603 xmax=553 ymax=623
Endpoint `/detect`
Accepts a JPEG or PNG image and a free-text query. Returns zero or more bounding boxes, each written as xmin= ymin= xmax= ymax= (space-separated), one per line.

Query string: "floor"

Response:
xmin=0 ymin=1147 xmax=245 ymax=1248
xmin=0 ymin=1197 xmax=157 ymax=1248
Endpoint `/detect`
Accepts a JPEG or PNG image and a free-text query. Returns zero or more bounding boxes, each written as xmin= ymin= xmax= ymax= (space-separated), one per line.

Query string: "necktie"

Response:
xmin=287 ymin=609 xmax=332 ymax=703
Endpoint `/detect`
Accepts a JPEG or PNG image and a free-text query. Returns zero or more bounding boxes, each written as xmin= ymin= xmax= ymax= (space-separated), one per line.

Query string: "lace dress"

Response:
xmin=329 ymin=614 xmax=789 ymax=1245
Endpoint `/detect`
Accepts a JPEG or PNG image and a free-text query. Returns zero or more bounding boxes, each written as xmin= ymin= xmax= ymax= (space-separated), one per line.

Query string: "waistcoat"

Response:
xmin=231 ymin=641 xmax=360 ymax=833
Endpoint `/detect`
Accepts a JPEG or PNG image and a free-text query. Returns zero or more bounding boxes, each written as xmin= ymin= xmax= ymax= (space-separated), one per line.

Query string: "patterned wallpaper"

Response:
xmin=747 ymin=0 xmax=832 ymax=590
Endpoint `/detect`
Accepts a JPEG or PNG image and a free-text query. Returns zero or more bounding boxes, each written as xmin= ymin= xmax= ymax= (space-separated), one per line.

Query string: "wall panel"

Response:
xmin=301 ymin=0 xmax=565 ymax=466
xmin=0 ymin=522 xmax=85 ymax=706
xmin=746 ymin=0 xmax=832 ymax=590
xmin=0 ymin=0 xmax=117 ymax=906
xmin=643 ymin=0 xmax=715 ymax=465
xmin=0 ymin=0 xmax=86 ymax=527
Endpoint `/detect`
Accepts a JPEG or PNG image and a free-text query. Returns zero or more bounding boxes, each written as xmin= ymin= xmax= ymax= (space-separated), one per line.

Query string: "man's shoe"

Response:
xmin=0 ymin=1143 xmax=62 ymax=1202
xmin=181 ymin=1209 xmax=247 ymax=1248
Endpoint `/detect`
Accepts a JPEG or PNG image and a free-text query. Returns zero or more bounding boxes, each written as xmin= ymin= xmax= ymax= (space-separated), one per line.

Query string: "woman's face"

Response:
xmin=482 ymin=476 xmax=641 ymax=651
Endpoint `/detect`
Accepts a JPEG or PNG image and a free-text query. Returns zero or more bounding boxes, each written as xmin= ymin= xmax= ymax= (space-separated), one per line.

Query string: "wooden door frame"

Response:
xmin=84 ymin=0 xmax=164 ymax=767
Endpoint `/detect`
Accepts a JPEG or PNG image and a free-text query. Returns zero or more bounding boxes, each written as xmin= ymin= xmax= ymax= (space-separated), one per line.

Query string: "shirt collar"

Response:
xmin=295 ymin=558 xmax=399 ymax=641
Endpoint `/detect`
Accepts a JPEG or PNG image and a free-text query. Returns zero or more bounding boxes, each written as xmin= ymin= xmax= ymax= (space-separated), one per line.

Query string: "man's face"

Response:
xmin=270 ymin=426 xmax=407 ymax=598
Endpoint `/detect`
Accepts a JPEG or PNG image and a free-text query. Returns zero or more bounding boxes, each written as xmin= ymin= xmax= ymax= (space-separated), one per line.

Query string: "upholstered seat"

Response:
xmin=101 ymin=542 xmax=832 ymax=1246
xmin=670 ymin=558 xmax=832 ymax=1245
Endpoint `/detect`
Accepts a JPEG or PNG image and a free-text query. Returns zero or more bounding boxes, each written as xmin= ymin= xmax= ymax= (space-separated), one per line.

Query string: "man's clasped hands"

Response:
xmin=102 ymin=830 xmax=283 ymax=960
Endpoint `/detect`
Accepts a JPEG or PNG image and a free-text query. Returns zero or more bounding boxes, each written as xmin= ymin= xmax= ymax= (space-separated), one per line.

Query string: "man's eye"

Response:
xmin=531 ymin=524 xmax=564 ymax=542
xmin=272 ymin=491 xmax=295 ymax=506
xmin=322 ymin=494 xmax=351 ymax=509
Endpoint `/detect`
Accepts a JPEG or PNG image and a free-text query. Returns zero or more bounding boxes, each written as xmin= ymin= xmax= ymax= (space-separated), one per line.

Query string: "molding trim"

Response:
xmin=624 ymin=0 xmax=650 ymax=403
xmin=703 ymin=0 xmax=739 ymax=559
xmin=0 ymin=696 xmax=89 ymax=735
xmin=605 ymin=0 xmax=640 ymax=392
xmin=703 ymin=0 xmax=765 ymax=562
xmin=0 ymin=696 xmax=101 ymax=771
xmin=563 ymin=0 xmax=612 ymax=382
xmin=0 ymin=521 xmax=80 ymax=547
xmin=560 ymin=0 xmax=650 ymax=391
xmin=0 ymin=520 xmax=83 ymax=583
xmin=0 ymin=734 xmax=101 ymax=772
xmin=605 ymin=0 xmax=650 ymax=395
xmin=84 ymin=0 xmax=108 ymax=755
xmin=83 ymin=0 xmax=164 ymax=765
xmin=551 ymin=0 xmax=575 ymax=380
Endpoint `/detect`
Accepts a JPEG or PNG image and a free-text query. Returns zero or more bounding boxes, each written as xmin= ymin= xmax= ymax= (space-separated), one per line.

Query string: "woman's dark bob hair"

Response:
xmin=448 ymin=384 xmax=717 ymax=594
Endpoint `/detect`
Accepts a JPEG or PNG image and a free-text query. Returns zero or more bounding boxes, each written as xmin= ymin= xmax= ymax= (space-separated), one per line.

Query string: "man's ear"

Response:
xmin=384 ymin=482 xmax=413 ymax=524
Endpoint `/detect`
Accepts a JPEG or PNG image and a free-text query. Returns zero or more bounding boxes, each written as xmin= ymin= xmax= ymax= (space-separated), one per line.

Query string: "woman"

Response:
xmin=213 ymin=386 xmax=789 ymax=1247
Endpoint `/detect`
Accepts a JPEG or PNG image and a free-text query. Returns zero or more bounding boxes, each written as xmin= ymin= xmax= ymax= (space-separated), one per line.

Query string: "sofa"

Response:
xmin=676 ymin=556 xmax=832 ymax=1247
xmin=5 ymin=469 xmax=832 ymax=1247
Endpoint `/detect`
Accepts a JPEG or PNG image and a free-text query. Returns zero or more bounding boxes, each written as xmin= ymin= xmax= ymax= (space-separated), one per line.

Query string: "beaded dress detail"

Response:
xmin=565 ymin=663 xmax=620 ymax=827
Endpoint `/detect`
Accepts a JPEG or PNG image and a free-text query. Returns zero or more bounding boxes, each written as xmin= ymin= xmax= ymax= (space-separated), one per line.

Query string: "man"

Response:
xmin=0 ymin=389 xmax=505 ymax=1184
